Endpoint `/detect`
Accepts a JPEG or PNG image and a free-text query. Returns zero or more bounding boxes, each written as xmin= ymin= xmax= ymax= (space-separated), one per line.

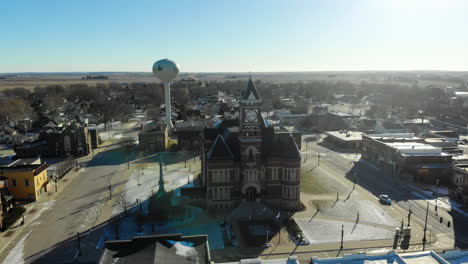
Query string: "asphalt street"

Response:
xmin=304 ymin=136 xmax=468 ymax=250
xmin=0 ymin=123 xmax=140 ymax=264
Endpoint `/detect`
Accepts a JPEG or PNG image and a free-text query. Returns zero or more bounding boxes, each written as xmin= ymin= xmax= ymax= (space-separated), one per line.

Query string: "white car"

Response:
xmin=379 ymin=194 xmax=392 ymax=205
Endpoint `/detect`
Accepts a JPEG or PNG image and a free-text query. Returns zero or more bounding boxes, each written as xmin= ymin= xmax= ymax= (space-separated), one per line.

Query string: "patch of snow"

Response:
xmin=2 ymin=231 xmax=31 ymax=264
xmin=294 ymin=218 xmax=394 ymax=245
xmin=426 ymin=185 xmax=449 ymax=196
xmin=411 ymin=192 xmax=452 ymax=211
xmin=28 ymin=200 xmax=56 ymax=224
xmin=367 ymin=248 xmax=391 ymax=254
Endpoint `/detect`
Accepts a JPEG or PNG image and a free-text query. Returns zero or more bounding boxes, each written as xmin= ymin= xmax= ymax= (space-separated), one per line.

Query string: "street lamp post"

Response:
xmin=353 ymin=173 xmax=357 ymax=190
xmin=108 ymin=185 xmax=112 ymax=200
xmin=304 ymin=141 xmax=308 ymax=163
xmin=317 ymin=152 xmax=320 ymax=166
xmin=340 ymin=224 xmax=344 ymax=249
xmin=408 ymin=205 xmax=412 ymax=227
xmin=422 ymin=202 xmax=429 ymax=250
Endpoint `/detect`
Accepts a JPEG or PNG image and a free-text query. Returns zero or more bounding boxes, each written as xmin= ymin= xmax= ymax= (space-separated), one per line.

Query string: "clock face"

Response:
xmin=245 ymin=109 xmax=258 ymax=122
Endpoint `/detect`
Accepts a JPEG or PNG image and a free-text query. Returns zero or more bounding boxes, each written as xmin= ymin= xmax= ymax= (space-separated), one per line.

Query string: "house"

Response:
xmin=0 ymin=180 xmax=14 ymax=231
xmin=362 ymin=133 xmax=453 ymax=184
xmin=138 ymin=123 xmax=168 ymax=152
xmin=196 ymin=79 xmax=302 ymax=211
xmin=174 ymin=120 xmax=207 ymax=151
xmin=0 ymin=126 xmax=18 ymax=144
xmin=0 ymin=158 xmax=49 ymax=201
xmin=14 ymin=121 xmax=93 ymax=158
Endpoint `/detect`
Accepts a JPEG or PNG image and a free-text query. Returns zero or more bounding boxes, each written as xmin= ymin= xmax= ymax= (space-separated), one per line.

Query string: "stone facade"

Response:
xmin=14 ymin=121 xmax=93 ymax=158
xmin=138 ymin=123 xmax=168 ymax=152
xmin=201 ymin=79 xmax=301 ymax=211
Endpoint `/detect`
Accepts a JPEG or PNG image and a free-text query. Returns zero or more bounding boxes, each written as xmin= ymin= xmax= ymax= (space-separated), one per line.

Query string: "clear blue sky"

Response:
xmin=1 ymin=0 xmax=467 ymax=72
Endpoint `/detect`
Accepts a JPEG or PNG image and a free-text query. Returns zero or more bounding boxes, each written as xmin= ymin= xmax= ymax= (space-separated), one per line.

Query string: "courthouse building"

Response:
xmin=200 ymin=79 xmax=302 ymax=211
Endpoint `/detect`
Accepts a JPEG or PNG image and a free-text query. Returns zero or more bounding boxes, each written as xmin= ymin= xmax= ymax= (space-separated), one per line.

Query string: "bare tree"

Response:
xmin=119 ymin=136 xmax=135 ymax=169
xmin=0 ymin=98 xmax=31 ymax=126
xmin=116 ymin=192 xmax=130 ymax=216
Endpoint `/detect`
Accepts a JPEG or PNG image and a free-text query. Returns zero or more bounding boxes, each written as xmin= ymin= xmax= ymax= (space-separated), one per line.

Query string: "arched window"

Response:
xmin=248 ymin=149 xmax=254 ymax=162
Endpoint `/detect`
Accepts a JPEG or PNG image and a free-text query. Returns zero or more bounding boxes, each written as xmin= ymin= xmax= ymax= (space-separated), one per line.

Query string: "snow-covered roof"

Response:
xmin=386 ymin=142 xmax=442 ymax=156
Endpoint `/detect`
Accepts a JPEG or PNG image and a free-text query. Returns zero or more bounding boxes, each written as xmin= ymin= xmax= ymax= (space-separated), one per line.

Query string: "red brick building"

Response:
xmin=200 ymin=79 xmax=302 ymax=211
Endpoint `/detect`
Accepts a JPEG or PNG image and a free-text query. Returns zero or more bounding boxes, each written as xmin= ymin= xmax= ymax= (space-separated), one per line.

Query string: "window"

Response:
xmin=248 ymin=149 xmax=254 ymax=162
xmin=12 ymin=179 xmax=16 ymax=187
xmin=25 ymin=179 xmax=30 ymax=186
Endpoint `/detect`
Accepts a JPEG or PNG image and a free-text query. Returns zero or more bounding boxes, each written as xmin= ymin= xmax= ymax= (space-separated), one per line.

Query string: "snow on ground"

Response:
xmin=114 ymin=165 xmax=195 ymax=216
xmin=412 ymin=192 xmax=452 ymax=211
xmin=99 ymin=160 xmax=226 ymax=250
xmin=318 ymin=200 xmax=398 ymax=227
xmin=27 ymin=200 xmax=56 ymax=226
xmin=366 ymin=248 xmax=391 ymax=254
xmin=294 ymin=218 xmax=394 ymax=245
xmin=1 ymin=231 xmax=31 ymax=264
xmin=425 ymin=185 xmax=449 ymax=196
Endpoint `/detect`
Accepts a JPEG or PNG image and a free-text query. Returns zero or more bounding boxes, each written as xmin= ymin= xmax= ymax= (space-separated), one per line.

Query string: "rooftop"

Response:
xmin=385 ymin=142 xmax=442 ymax=156
xmin=366 ymin=133 xmax=419 ymax=140
xmin=99 ymin=234 xmax=210 ymax=264
xmin=221 ymin=256 xmax=299 ymax=264
xmin=1 ymin=158 xmax=41 ymax=168
xmin=326 ymin=130 xmax=363 ymax=141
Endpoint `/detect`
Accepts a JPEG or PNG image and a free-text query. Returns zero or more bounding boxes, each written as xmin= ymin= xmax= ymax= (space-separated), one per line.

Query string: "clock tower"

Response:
xmin=239 ymin=78 xmax=262 ymax=142
xmin=239 ymin=78 xmax=264 ymax=200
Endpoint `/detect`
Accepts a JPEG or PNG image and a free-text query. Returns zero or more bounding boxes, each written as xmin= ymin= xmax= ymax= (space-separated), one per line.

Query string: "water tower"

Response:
xmin=152 ymin=58 xmax=179 ymax=133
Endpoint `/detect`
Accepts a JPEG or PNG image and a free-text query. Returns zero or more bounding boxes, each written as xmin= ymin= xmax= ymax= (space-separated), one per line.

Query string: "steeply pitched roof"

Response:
xmin=207 ymin=135 xmax=234 ymax=160
xmin=242 ymin=78 xmax=260 ymax=100
xmin=268 ymin=132 xmax=301 ymax=159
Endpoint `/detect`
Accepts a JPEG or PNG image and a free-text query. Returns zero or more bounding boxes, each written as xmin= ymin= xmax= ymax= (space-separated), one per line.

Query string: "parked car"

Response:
xmin=379 ymin=194 xmax=392 ymax=205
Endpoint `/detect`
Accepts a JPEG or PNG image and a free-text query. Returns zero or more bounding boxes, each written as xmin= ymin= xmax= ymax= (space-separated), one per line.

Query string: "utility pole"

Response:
xmin=435 ymin=179 xmax=439 ymax=213
xmin=422 ymin=202 xmax=429 ymax=250
xmin=317 ymin=152 xmax=320 ymax=166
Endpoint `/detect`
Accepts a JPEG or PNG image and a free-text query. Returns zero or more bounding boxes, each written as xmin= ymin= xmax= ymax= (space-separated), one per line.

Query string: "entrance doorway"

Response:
xmin=246 ymin=187 xmax=257 ymax=201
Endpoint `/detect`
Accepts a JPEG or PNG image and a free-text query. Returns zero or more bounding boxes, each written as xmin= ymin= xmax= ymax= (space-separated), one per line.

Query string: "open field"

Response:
xmin=1 ymin=71 xmax=466 ymax=90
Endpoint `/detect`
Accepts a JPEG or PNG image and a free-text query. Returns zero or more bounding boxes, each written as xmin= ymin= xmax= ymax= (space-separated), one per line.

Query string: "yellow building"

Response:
xmin=0 ymin=158 xmax=49 ymax=201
